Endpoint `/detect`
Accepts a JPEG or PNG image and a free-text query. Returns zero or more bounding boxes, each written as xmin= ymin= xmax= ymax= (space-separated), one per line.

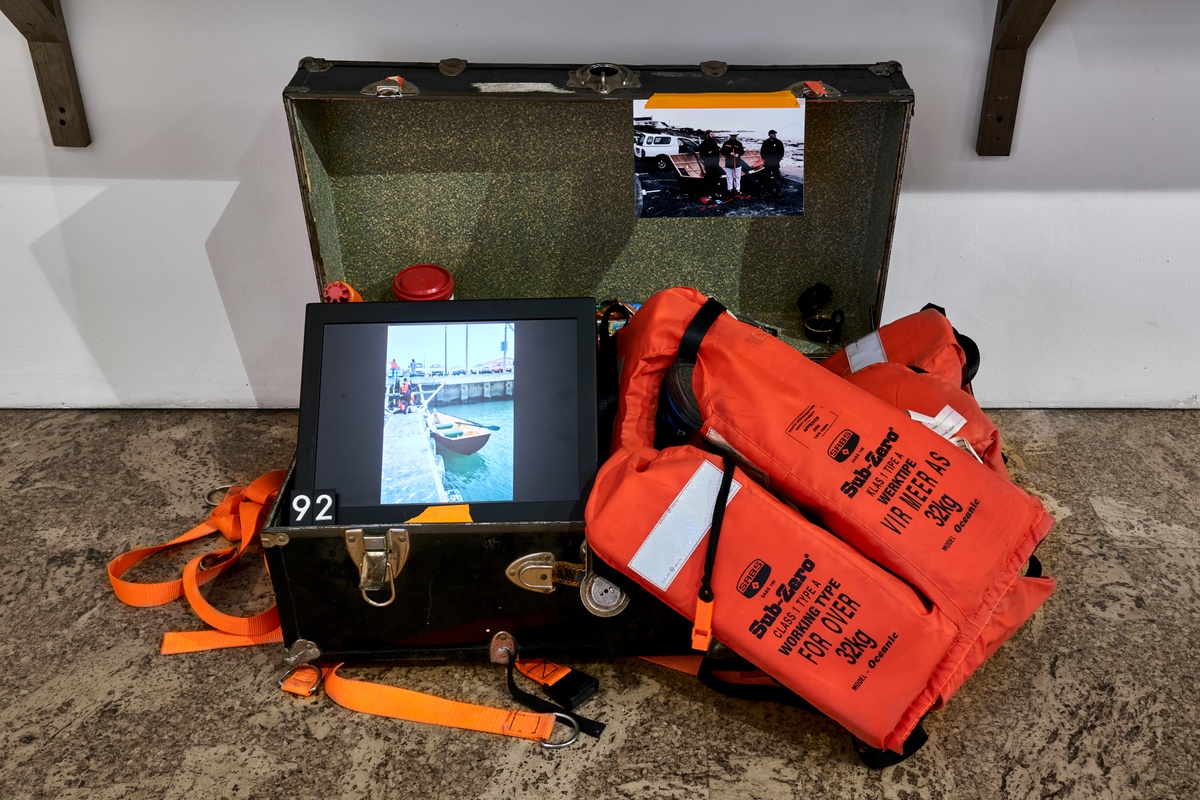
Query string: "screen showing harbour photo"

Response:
xmin=306 ymin=301 xmax=591 ymax=525
xmin=380 ymin=322 xmax=517 ymax=505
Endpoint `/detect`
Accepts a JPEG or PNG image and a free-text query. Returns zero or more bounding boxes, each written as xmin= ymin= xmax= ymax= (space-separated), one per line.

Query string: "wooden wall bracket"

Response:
xmin=976 ymin=0 xmax=1059 ymax=156
xmin=1 ymin=0 xmax=90 ymax=147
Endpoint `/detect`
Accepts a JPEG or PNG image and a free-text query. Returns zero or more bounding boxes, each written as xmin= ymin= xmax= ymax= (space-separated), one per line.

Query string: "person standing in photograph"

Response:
xmin=761 ymin=129 xmax=785 ymax=196
xmin=399 ymin=375 xmax=412 ymax=413
xmin=698 ymin=130 xmax=723 ymax=197
xmin=722 ymin=134 xmax=747 ymax=197
xmin=387 ymin=359 xmax=402 ymax=412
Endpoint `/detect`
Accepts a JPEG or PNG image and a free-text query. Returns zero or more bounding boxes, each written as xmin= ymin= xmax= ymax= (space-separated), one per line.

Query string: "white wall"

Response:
xmin=2 ymin=0 xmax=1197 ymax=408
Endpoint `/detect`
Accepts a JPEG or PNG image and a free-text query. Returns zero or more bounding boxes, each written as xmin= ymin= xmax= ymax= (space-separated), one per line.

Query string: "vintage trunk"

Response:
xmin=263 ymin=58 xmax=914 ymax=665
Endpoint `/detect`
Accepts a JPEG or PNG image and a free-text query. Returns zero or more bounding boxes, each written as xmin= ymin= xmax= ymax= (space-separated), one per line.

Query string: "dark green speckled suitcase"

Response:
xmin=263 ymin=57 xmax=914 ymax=669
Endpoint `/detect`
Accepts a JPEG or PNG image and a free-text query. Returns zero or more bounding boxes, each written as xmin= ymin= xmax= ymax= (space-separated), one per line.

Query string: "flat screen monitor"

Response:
xmin=290 ymin=298 xmax=598 ymax=526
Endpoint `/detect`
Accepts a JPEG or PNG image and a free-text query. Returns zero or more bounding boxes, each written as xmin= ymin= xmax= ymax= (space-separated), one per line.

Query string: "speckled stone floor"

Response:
xmin=1 ymin=409 xmax=1197 ymax=799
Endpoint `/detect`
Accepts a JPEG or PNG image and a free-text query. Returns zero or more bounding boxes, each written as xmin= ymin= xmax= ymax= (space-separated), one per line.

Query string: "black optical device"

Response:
xmin=291 ymin=298 xmax=599 ymax=526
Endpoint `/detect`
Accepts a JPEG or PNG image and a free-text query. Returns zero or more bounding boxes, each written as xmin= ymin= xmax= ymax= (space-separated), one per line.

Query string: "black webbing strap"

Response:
xmin=678 ymin=297 xmax=727 ymax=365
xmin=697 ymin=656 xmax=818 ymax=713
xmin=698 ymin=456 xmax=737 ymax=604
xmin=654 ymin=297 xmax=728 ymax=451
xmin=698 ymin=652 xmax=928 ymax=768
xmin=921 ymin=302 xmax=980 ymax=387
xmin=956 ymin=331 xmax=981 ymax=387
xmin=505 ymin=657 xmax=606 ymax=739
xmin=853 ymin=724 xmax=929 ymax=769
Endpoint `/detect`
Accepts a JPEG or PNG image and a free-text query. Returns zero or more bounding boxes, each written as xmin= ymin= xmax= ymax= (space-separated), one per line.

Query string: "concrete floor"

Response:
xmin=1 ymin=408 xmax=1197 ymax=799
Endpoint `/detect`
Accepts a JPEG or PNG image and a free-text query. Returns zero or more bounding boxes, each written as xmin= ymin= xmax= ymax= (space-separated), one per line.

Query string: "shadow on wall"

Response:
xmin=205 ymin=111 xmax=315 ymax=407
xmin=30 ymin=112 xmax=312 ymax=407
xmin=31 ymin=179 xmax=241 ymax=406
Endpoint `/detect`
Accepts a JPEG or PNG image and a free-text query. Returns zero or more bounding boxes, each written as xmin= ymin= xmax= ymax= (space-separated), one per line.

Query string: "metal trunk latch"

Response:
xmin=567 ymin=63 xmax=640 ymax=95
xmin=344 ymin=528 xmax=409 ymax=607
xmin=505 ymin=552 xmax=585 ymax=594
xmin=360 ymin=75 xmax=419 ymax=97
xmin=505 ymin=542 xmax=629 ymax=618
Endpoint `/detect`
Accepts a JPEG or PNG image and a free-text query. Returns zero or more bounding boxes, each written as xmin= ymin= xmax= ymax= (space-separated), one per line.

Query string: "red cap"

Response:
xmin=322 ymin=281 xmax=363 ymax=303
xmin=392 ymin=264 xmax=454 ymax=301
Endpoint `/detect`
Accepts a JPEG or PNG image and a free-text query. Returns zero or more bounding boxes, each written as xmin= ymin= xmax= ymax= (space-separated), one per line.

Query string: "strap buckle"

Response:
xmin=198 ymin=547 xmax=237 ymax=571
xmin=279 ymin=663 xmax=324 ymax=697
xmin=279 ymin=639 xmax=323 ymax=696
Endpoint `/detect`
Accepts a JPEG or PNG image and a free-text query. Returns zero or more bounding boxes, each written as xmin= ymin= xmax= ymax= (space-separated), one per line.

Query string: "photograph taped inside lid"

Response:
xmin=632 ymin=99 xmax=805 ymax=218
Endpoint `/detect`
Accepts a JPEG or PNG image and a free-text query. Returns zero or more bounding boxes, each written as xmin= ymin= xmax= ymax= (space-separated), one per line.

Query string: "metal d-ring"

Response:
xmin=541 ymin=712 xmax=581 ymax=749
xmin=361 ymin=583 xmax=397 ymax=608
xmin=198 ymin=548 xmax=236 ymax=570
xmin=204 ymin=485 xmax=234 ymax=507
xmin=278 ymin=662 xmax=326 ymax=696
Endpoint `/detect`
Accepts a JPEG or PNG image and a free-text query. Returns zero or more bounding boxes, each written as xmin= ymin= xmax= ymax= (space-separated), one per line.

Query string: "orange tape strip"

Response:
xmin=515 ymin=658 xmax=571 ymax=687
xmin=643 ymin=90 xmax=800 ymax=109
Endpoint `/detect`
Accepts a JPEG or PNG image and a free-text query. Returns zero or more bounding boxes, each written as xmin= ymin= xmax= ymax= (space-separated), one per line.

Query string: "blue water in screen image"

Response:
xmin=437 ymin=399 xmax=514 ymax=502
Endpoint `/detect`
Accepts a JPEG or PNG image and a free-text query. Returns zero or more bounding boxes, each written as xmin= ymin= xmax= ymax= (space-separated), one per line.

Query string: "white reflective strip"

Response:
xmin=845 ymin=330 xmax=887 ymax=373
xmin=627 ymin=461 xmax=742 ymax=592
xmin=908 ymin=405 xmax=968 ymax=439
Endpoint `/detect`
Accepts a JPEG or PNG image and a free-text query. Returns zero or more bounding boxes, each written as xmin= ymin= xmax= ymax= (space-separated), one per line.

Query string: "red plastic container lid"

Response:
xmin=392 ymin=264 xmax=454 ymax=301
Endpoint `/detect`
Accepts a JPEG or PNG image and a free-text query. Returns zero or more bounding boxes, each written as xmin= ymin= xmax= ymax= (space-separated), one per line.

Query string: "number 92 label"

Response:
xmin=289 ymin=490 xmax=336 ymax=525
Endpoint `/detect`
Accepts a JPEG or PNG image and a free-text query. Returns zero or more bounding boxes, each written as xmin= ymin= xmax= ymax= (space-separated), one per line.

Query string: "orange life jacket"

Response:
xmin=821 ymin=306 xmax=977 ymax=389
xmin=838 ymin=361 xmax=1007 ymax=477
xmin=585 ymin=287 xmax=1054 ymax=753
xmin=820 ymin=306 xmax=1002 ymax=475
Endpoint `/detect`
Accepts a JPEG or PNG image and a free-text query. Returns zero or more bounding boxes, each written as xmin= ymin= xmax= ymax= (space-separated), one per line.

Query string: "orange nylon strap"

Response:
xmin=106 ymin=470 xmax=287 ymax=649
xmin=107 ymin=520 xmax=221 ymax=606
xmin=320 ymin=665 xmax=556 ymax=742
xmin=161 ymin=627 xmax=285 ymax=655
xmin=280 ymin=664 xmax=324 ymax=697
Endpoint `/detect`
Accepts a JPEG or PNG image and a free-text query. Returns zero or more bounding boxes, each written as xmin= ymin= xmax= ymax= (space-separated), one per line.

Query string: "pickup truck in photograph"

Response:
xmin=634 ymin=132 xmax=700 ymax=170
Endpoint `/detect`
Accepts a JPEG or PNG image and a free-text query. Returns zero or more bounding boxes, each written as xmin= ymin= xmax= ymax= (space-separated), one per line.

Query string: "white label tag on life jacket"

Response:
xmin=908 ymin=405 xmax=968 ymax=440
xmin=950 ymin=435 xmax=984 ymax=463
xmin=628 ymin=461 xmax=742 ymax=592
xmin=845 ymin=330 xmax=887 ymax=373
